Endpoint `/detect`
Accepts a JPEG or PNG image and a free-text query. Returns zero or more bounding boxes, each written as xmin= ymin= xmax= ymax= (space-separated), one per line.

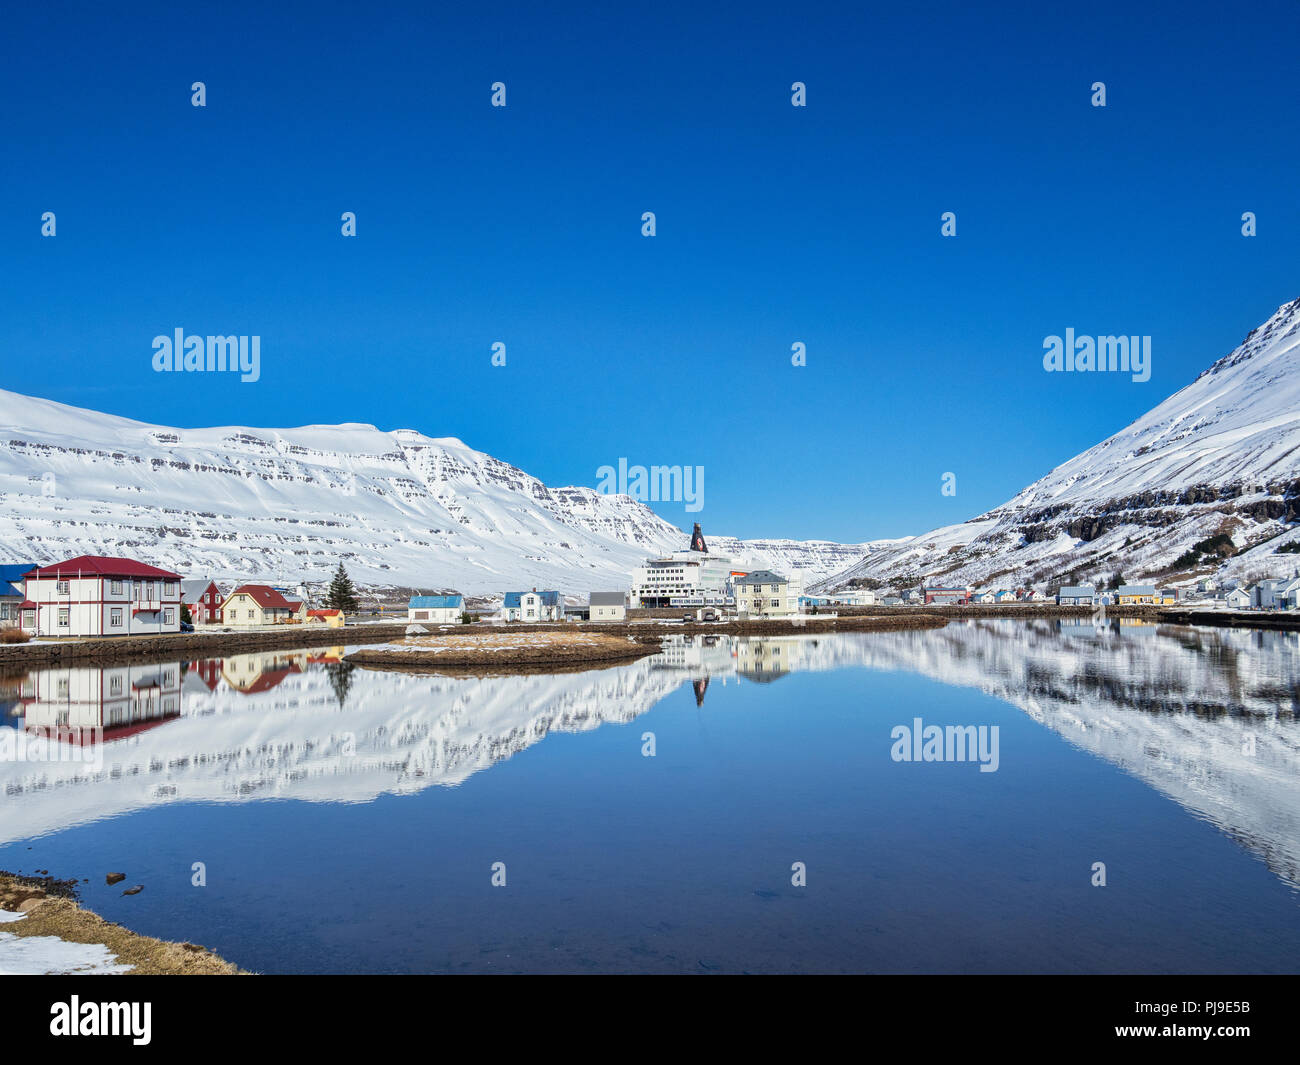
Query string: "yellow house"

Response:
xmin=307 ymin=609 xmax=345 ymax=628
xmin=1116 ymin=584 xmax=1157 ymax=605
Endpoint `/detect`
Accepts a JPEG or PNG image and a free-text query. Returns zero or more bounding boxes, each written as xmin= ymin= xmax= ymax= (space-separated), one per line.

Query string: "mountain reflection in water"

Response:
xmin=2 ymin=621 xmax=1298 ymax=894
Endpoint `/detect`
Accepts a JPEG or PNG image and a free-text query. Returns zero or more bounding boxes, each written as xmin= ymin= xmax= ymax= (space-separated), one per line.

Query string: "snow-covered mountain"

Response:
xmin=818 ymin=297 xmax=1300 ymax=593
xmin=0 ymin=389 xmax=869 ymax=594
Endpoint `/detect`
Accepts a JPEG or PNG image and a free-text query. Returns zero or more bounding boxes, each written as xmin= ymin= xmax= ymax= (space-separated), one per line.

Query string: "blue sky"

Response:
xmin=1 ymin=0 xmax=1297 ymax=543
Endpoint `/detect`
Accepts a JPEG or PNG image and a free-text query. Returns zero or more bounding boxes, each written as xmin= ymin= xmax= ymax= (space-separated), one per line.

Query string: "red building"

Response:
xmin=181 ymin=580 xmax=224 ymax=625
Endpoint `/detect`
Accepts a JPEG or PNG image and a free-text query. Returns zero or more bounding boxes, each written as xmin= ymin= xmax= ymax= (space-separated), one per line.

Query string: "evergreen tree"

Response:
xmin=325 ymin=563 xmax=359 ymax=611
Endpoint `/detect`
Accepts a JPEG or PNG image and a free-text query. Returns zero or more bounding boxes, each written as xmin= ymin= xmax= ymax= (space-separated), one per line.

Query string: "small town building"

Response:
xmin=1280 ymin=573 xmax=1300 ymax=609
xmin=733 ymin=571 xmax=800 ymax=616
xmin=1116 ymin=584 xmax=1158 ymax=605
xmin=1250 ymin=578 xmax=1290 ymax=610
xmin=588 ymin=592 xmax=627 ymax=622
xmin=994 ymin=590 xmax=1018 ymax=604
xmin=923 ymin=586 xmax=969 ymax=605
xmin=221 ymin=585 xmax=300 ymax=627
xmin=1224 ymin=587 xmax=1251 ymax=609
xmin=973 ymin=591 xmax=996 ymax=604
xmin=21 ymin=556 xmax=183 ymax=637
xmin=408 ymin=595 xmax=464 ymax=624
xmin=0 ymin=563 xmax=31 ymax=627
xmin=503 ymin=590 xmax=563 ymax=622
xmin=181 ymin=579 xmax=224 ymax=625
xmin=1056 ymin=584 xmax=1097 ymax=606
xmin=307 ymin=609 xmax=345 ymax=628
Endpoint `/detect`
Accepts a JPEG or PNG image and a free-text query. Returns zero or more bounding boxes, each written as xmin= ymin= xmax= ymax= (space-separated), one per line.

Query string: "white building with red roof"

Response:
xmin=21 ymin=555 xmax=183 ymax=637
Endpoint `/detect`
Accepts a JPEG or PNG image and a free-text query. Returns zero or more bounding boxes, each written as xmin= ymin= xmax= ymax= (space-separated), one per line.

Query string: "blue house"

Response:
xmin=0 ymin=563 xmax=32 ymax=627
xmin=408 ymin=594 xmax=464 ymax=624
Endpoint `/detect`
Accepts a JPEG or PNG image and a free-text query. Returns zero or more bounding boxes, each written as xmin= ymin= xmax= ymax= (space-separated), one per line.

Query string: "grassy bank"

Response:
xmin=0 ymin=872 xmax=242 ymax=975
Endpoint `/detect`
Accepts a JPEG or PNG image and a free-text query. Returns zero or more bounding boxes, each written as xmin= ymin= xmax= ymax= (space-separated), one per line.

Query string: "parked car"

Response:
xmin=180 ymin=621 xmax=195 ymax=633
xmin=682 ymin=613 xmax=695 ymax=622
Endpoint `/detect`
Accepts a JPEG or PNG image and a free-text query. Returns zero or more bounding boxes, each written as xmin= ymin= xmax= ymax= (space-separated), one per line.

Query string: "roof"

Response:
xmin=733 ymin=570 xmax=787 ymax=586
xmin=225 ymin=584 xmax=294 ymax=610
xmin=589 ymin=592 xmax=626 ymax=606
xmin=1118 ymin=585 xmax=1156 ymax=595
xmin=181 ymin=579 xmax=221 ymax=600
xmin=24 ymin=556 xmax=183 ymax=580
xmin=0 ymin=564 xmax=33 ymax=590
xmin=1057 ymin=585 xmax=1096 ymax=597
xmin=409 ymin=595 xmax=464 ymax=609
xmin=308 ymin=609 xmax=342 ymax=617
xmin=504 ymin=590 xmax=561 ymax=607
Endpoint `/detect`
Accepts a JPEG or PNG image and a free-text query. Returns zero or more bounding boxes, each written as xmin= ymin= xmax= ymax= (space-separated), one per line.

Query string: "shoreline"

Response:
xmin=3 ymin=604 xmax=1295 ymax=673
xmin=0 ymin=872 xmax=242 ymax=975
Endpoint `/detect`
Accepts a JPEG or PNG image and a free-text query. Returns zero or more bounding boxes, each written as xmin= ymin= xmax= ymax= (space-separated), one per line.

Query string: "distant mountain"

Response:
xmin=818 ymin=297 xmax=1300 ymax=593
xmin=0 ymin=390 xmax=869 ymax=594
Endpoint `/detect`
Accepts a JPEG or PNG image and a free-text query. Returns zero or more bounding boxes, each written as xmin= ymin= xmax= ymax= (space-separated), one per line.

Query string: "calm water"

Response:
xmin=2 ymin=620 xmax=1298 ymax=974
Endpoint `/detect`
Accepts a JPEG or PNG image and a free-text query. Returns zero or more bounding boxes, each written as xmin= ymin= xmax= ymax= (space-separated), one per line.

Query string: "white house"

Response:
xmin=503 ymin=590 xmax=563 ymax=622
xmin=733 ymin=570 xmax=801 ymax=617
xmin=21 ymin=556 xmax=183 ymax=637
xmin=408 ymin=595 xmax=464 ymax=624
xmin=1224 ymin=587 xmax=1251 ymax=609
xmin=588 ymin=592 xmax=627 ymax=622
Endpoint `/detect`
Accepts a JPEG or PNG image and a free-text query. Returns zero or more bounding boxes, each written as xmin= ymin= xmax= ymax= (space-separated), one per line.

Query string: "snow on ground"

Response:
xmin=0 ymin=911 xmax=134 ymax=975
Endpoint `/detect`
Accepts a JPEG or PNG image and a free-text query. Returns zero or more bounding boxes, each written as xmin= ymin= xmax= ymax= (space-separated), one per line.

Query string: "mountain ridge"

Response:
xmin=0 ymin=388 xmax=871 ymax=593
xmin=817 ymin=297 xmax=1300 ymax=593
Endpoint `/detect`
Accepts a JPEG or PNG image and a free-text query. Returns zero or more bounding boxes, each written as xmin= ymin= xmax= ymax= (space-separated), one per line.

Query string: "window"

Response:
xmin=56 ymin=580 xmax=69 ymax=594
xmin=109 ymin=676 xmax=123 ymax=695
xmin=111 ymin=581 xmax=123 ymax=595
xmin=770 ymin=599 xmax=780 ymax=607
xmin=164 ymin=582 xmax=176 ymax=596
xmin=162 ymin=670 xmax=174 ymax=685
xmin=110 ymin=608 xmax=123 ymax=626
xmin=58 ymin=608 xmax=69 ymax=627
xmin=164 ymin=608 xmax=174 ymax=624
xmin=248 ymin=610 xmax=254 ymax=619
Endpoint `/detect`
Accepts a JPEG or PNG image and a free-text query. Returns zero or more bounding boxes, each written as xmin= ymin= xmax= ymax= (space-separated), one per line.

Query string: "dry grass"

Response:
xmin=0 ymin=627 xmax=31 ymax=644
xmin=348 ymin=629 xmax=659 ymax=672
xmin=0 ymin=873 xmax=243 ymax=975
